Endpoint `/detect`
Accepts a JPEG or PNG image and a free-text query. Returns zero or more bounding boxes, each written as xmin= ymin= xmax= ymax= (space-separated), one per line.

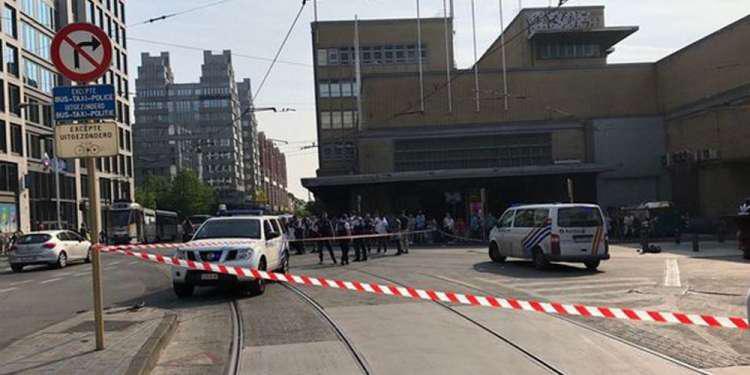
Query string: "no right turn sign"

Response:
xmin=51 ymin=23 xmax=112 ymax=83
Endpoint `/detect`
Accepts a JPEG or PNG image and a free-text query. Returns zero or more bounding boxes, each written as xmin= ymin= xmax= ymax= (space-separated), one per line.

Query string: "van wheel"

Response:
xmin=278 ymin=252 xmax=290 ymax=274
xmin=532 ymin=248 xmax=548 ymax=270
xmin=173 ymin=283 xmax=194 ymax=298
xmin=489 ymin=242 xmax=506 ymax=263
xmin=245 ymin=258 xmax=266 ymax=296
xmin=585 ymin=260 xmax=600 ymax=271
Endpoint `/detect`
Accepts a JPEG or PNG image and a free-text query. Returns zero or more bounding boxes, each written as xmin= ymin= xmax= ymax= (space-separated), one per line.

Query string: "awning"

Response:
xmin=529 ymin=26 xmax=638 ymax=51
xmin=302 ymin=163 xmax=612 ymax=189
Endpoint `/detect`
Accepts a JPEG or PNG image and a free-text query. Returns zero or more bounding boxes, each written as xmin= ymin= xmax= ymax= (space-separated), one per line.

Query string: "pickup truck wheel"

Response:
xmin=173 ymin=283 xmax=194 ymax=298
xmin=489 ymin=242 xmax=506 ymax=263
xmin=278 ymin=252 xmax=289 ymax=274
xmin=245 ymin=258 xmax=267 ymax=296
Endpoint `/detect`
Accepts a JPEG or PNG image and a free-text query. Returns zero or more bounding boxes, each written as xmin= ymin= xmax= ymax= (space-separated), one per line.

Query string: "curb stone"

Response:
xmin=126 ymin=313 xmax=178 ymax=375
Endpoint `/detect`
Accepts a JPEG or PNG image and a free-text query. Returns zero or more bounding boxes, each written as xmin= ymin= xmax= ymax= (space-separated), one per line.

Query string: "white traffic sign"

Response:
xmin=54 ymin=122 xmax=119 ymax=158
xmin=51 ymin=23 xmax=112 ymax=82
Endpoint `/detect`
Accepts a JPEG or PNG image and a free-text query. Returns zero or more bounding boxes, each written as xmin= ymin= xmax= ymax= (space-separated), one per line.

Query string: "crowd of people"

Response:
xmin=283 ymin=211 xmax=500 ymax=265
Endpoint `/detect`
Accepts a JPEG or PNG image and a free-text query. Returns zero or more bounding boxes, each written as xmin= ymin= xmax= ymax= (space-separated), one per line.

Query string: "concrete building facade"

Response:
xmin=0 ymin=0 xmax=133 ymax=233
xmin=257 ymin=131 xmax=288 ymax=212
xmin=303 ymin=5 xmax=749 ymax=221
xmin=135 ymin=50 xmax=247 ymax=204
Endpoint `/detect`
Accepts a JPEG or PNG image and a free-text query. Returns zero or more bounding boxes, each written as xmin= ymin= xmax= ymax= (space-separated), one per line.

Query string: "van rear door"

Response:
xmin=555 ymin=206 xmax=605 ymax=256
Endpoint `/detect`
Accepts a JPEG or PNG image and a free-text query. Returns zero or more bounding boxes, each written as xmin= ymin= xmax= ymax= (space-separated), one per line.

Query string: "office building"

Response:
xmin=303 ymin=6 xmax=750 ymax=220
xmin=0 ymin=0 xmax=132 ymax=233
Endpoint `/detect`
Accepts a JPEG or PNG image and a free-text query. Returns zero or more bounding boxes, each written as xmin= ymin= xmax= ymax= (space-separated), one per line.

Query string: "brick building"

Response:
xmin=257 ymin=131 xmax=289 ymax=211
xmin=302 ymin=5 xmax=750 ymax=220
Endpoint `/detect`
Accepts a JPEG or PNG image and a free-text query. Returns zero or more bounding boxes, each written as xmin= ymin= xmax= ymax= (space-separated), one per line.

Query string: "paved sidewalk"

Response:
xmin=0 ymin=306 xmax=176 ymax=375
xmin=612 ymin=240 xmax=743 ymax=259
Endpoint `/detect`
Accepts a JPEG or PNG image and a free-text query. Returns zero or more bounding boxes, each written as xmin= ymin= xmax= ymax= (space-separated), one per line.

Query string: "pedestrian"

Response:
xmin=391 ymin=215 xmax=404 ymax=255
xmin=316 ymin=213 xmax=337 ymax=264
xmin=375 ymin=214 xmax=389 ymax=254
xmin=364 ymin=214 xmax=374 ymax=256
xmin=294 ymin=218 xmax=305 ymax=254
xmin=352 ymin=216 xmax=367 ymax=262
xmin=415 ymin=211 xmax=426 ymax=244
xmin=399 ymin=211 xmax=410 ymax=254
xmin=443 ymin=213 xmax=455 ymax=243
xmin=336 ymin=214 xmax=352 ymax=265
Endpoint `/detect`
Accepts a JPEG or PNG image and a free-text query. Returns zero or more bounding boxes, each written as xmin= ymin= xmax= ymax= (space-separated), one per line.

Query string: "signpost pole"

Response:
xmin=87 ymin=155 xmax=105 ymax=350
xmin=51 ymin=22 xmax=115 ymax=351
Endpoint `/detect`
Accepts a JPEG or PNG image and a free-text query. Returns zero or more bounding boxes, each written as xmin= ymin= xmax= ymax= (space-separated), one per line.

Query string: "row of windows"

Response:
xmin=96 ymin=154 xmax=133 ymax=177
xmin=138 ymin=86 xmax=232 ymax=98
xmin=203 ymin=99 xmax=230 ymax=108
xmin=536 ymin=43 xmax=602 ymax=60
xmin=23 ymin=58 xmax=56 ymax=94
xmin=85 ymin=0 xmax=126 ymax=48
xmin=320 ymin=110 xmax=358 ymax=129
xmin=321 ymin=143 xmax=355 ymax=161
xmin=21 ymin=21 xmax=51 ymax=59
xmin=20 ymin=0 xmax=54 ymax=31
xmin=318 ymin=80 xmax=358 ymax=98
xmin=317 ymin=44 xmax=427 ymax=66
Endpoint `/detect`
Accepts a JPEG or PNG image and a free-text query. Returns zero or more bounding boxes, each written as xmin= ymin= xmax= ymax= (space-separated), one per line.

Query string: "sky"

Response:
xmin=125 ymin=0 xmax=750 ymax=200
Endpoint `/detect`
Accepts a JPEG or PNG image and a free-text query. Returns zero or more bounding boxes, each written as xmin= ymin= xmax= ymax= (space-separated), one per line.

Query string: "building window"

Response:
xmin=8 ymin=84 xmax=21 ymax=117
xmin=316 ymin=49 xmax=327 ymax=66
xmin=20 ymin=0 xmax=54 ymax=31
xmin=3 ymin=5 xmax=17 ymax=39
xmin=318 ymin=81 xmax=329 ymax=97
xmin=320 ymin=111 xmax=332 ymax=129
xmin=25 ymin=98 xmax=40 ymax=124
xmin=0 ymin=79 xmax=4 ymax=112
xmin=5 ymin=45 xmax=18 ymax=77
xmin=0 ymin=121 xmax=6 ymax=153
xmin=10 ymin=124 xmax=22 ymax=155
xmin=26 ymin=133 xmax=41 ymax=159
xmin=22 ymin=22 xmax=52 ymax=59
xmin=24 ymin=58 xmax=56 ymax=93
xmin=537 ymin=43 xmax=601 ymax=60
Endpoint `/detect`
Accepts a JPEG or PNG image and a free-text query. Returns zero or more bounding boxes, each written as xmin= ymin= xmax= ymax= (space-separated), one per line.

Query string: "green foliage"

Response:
xmin=134 ymin=171 xmax=217 ymax=217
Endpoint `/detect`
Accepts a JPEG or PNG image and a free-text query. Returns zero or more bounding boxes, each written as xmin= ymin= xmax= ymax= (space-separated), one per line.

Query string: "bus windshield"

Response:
xmin=111 ymin=210 xmax=132 ymax=227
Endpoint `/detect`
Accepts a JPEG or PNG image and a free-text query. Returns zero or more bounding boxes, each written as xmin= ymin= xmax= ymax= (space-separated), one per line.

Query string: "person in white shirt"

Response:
xmin=375 ymin=215 xmax=389 ymax=253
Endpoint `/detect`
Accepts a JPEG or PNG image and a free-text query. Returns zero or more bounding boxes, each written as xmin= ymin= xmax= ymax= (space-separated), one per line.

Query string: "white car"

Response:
xmin=489 ymin=204 xmax=610 ymax=271
xmin=9 ymin=230 xmax=92 ymax=272
xmin=171 ymin=215 xmax=289 ymax=298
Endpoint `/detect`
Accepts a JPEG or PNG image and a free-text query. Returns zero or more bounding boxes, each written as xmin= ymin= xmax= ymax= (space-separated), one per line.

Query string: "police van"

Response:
xmin=488 ymin=203 xmax=609 ymax=270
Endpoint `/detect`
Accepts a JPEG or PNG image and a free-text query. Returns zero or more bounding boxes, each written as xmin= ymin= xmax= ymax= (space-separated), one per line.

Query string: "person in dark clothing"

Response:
xmin=336 ymin=215 xmax=352 ymax=265
xmin=353 ymin=216 xmax=368 ymax=262
xmin=317 ymin=213 xmax=337 ymax=264
xmin=391 ymin=216 xmax=404 ymax=255
xmin=399 ymin=211 xmax=410 ymax=254
xmin=363 ymin=214 xmax=374 ymax=256
xmin=293 ymin=219 xmax=305 ymax=254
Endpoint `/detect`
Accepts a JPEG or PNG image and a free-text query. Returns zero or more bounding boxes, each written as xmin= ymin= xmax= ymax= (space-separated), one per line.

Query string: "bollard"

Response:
xmin=692 ymin=232 xmax=700 ymax=252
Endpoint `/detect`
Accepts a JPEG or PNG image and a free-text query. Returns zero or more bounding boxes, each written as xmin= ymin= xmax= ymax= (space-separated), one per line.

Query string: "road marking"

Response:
xmin=103 ymin=265 xmax=117 ymax=271
xmin=0 ymin=287 xmax=18 ymax=293
xmin=109 ymin=261 xmax=121 ymax=266
xmin=532 ymin=280 xmax=656 ymax=294
xmin=9 ymin=280 xmax=35 ymax=286
xmin=73 ymin=271 xmax=89 ymax=277
xmin=57 ymin=272 xmax=73 ymax=276
xmin=497 ymin=277 xmax=652 ymax=289
xmin=40 ymin=277 xmax=63 ymax=284
xmin=664 ymin=259 xmax=681 ymax=287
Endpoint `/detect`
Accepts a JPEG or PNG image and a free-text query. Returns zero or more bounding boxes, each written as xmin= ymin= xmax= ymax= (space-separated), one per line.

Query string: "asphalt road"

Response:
xmin=4 ymin=241 xmax=750 ymax=374
xmin=0 ymin=253 xmax=173 ymax=348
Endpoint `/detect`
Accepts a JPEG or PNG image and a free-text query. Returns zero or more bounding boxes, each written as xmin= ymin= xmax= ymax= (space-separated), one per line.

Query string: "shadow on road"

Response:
xmin=473 ymin=260 xmax=601 ymax=279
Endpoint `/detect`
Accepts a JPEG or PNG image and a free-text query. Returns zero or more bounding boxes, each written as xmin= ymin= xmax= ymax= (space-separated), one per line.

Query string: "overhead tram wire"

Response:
xmin=390 ymin=0 xmax=571 ymax=119
xmin=128 ymin=37 xmax=313 ymax=68
xmin=253 ymin=0 xmax=309 ymax=101
xmin=128 ymin=0 xmax=239 ymax=27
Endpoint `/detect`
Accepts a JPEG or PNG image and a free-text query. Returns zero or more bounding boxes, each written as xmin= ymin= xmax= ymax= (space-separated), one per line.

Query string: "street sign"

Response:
xmin=53 ymin=85 xmax=116 ymax=122
xmin=54 ymin=122 xmax=119 ymax=158
xmin=51 ymin=23 xmax=112 ymax=82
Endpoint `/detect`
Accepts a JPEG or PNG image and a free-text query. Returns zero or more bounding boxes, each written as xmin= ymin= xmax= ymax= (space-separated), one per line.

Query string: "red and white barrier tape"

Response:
xmin=98 ymin=246 xmax=749 ymax=330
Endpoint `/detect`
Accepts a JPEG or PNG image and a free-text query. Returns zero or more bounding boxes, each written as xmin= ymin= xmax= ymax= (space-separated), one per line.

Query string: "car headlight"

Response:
xmin=237 ymin=249 xmax=253 ymax=260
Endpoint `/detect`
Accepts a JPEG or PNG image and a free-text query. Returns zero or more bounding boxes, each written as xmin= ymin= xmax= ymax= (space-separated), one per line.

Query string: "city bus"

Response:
xmin=156 ymin=210 xmax=183 ymax=242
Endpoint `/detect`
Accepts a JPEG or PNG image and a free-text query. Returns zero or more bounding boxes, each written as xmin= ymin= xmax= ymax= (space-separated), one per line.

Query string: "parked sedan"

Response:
xmin=8 ymin=230 xmax=92 ymax=272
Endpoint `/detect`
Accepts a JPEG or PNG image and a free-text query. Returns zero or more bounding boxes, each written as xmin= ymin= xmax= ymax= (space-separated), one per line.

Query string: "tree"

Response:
xmin=165 ymin=170 xmax=217 ymax=217
xmin=134 ymin=172 xmax=216 ymax=217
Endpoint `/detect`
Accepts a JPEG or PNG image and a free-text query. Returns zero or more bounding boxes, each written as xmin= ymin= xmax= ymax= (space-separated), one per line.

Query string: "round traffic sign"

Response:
xmin=51 ymin=23 xmax=112 ymax=83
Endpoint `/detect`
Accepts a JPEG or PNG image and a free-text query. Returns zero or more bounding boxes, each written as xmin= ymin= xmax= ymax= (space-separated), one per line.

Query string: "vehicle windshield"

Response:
xmin=17 ymin=234 xmax=51 ymax=244
xmin=192 ymin=219 xmax=261 ymax=240
xmin=111 ymin=210 xmax=132 ymax=227
xmin=557 ymin=207 xmax=603 ymax=227
xmin=189 ymin=215 xmax=210 ymax=225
